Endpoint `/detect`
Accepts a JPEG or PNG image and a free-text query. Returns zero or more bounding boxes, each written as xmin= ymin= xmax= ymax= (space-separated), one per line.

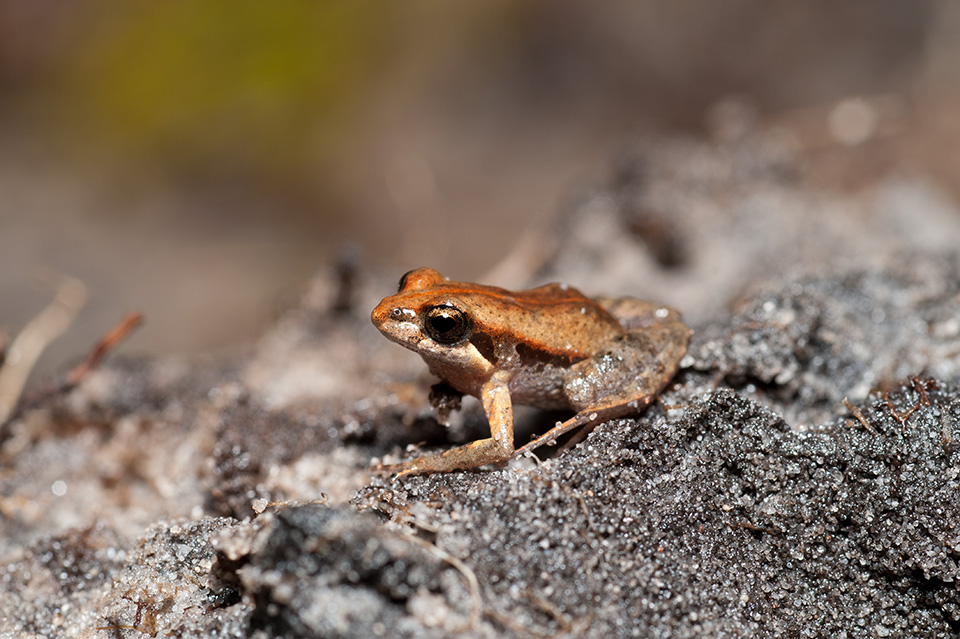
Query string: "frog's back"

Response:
xmin=386 ymin=268 xmax=623 ymax=367
xmin=460 ymin=280 xmax=623 ymax=363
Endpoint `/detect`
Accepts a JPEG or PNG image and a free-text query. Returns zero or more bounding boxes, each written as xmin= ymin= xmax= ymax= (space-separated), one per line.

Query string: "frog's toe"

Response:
xmin=390 ymin=466 xmax=423 ymax=480
xmin=369 ymin=456 xmax=420 ymax=478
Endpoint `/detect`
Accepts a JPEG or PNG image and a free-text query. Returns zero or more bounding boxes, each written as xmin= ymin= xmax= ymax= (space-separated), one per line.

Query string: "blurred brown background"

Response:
xmin=1 ymin=0 xmax=957 ymax=371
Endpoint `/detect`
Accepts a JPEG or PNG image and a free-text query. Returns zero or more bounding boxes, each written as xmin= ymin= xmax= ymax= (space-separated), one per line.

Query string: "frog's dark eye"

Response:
xmin=424 ymin=306 xmax=470 ymax=344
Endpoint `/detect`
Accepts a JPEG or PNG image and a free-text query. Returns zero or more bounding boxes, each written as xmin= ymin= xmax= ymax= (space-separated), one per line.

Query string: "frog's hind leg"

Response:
xmin=514 ymin=321 xmax=690 ymax=459
xmin=512 ymin=402 xmax=641 ymax=458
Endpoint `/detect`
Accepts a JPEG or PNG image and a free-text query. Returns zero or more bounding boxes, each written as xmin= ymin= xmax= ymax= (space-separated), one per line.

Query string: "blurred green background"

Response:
xmin=0 ymin=0 xmax=956 ymax=368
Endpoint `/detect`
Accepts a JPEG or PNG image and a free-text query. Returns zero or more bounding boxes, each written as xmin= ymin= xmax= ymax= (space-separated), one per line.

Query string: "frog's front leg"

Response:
xmin=375 ymin=372 xmax=515 ymax=478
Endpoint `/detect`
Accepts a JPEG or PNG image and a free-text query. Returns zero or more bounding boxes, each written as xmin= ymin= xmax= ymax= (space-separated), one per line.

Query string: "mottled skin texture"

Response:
xmin=371 ymin=268 xmax=692 ymax=477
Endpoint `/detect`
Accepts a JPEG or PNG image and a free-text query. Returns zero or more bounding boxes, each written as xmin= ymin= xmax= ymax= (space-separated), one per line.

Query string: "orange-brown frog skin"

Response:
xmin=371 ymin=267 xmax=692 ymax=477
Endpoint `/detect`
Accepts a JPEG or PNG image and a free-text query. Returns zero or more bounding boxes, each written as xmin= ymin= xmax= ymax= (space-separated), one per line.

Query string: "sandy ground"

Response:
xmin=2 ymin=124 xmax=960 ymax=637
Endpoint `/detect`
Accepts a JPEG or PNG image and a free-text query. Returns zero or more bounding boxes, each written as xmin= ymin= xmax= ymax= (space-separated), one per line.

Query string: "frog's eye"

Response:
xmin=424 ymin=306 xmax=470 ymax=344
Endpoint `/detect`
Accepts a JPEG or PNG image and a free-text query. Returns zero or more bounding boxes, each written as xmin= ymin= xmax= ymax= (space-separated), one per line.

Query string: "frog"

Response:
xmin=370 ymin=267 xmax=692 ymax=477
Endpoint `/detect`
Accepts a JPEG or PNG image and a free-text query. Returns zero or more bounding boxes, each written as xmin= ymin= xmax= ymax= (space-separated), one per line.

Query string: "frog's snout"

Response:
xmin=372 ymin=299 xmax=421 ymax=345
xmin=371 ymin=299 xmax=390 ymax=330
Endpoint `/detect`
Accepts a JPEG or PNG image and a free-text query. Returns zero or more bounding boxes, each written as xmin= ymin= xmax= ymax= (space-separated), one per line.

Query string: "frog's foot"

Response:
xmin=428 ymin=382 xmax=463 ymax=425
xmin=512 ymin=403 xmax=638 ymax=459
xmin=370 ymin=457 xmax=430 ymax=480
xmin=373 ymin=437 xmax=514 ymax=479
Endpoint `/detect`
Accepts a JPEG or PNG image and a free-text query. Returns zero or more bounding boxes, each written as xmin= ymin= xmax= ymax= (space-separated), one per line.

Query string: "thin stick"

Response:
xmin=405 ymin=533 xmax=482 ymax=632
xmin=65 ymin=312 xmax=143 ymax=386
xmin=1 ymin=310 xmax=143 ymax=430
xmin=0 ymin=277 xmax=87 ymax=424
xmin=842 ymin=398 xmax=878 ymax=435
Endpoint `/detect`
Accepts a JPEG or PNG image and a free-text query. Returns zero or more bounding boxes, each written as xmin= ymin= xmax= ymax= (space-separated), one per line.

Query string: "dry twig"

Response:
xmin=0 ymin=309 xmax=143 ymax=432
xmin=64 ymin=312 xmax=143 ymax=386
xmin=842 ymin=398 xmax=878 ymax=435
xmin=404 ymin=533 xmax=482 ymax=633
xmin=0 ymin=277 xmax=87 ymax=424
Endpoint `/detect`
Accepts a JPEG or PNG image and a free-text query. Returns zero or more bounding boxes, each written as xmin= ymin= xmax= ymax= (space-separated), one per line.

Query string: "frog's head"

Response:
xmin=372 ymin=268 xmax=478 ymax=364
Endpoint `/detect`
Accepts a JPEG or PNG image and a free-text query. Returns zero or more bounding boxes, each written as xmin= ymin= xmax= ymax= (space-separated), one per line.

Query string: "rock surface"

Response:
xmin=2 ymin=129 xmax=960 ymax=638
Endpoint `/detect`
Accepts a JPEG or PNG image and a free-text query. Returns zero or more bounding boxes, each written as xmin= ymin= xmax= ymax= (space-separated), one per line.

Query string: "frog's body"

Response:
xmin=371 ymin=268 xmax=691 ymax=477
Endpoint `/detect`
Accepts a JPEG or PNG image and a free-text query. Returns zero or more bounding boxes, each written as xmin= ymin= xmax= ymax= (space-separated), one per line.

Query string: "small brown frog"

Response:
xmin=371 ymin=268 xmax=691 ymax=477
